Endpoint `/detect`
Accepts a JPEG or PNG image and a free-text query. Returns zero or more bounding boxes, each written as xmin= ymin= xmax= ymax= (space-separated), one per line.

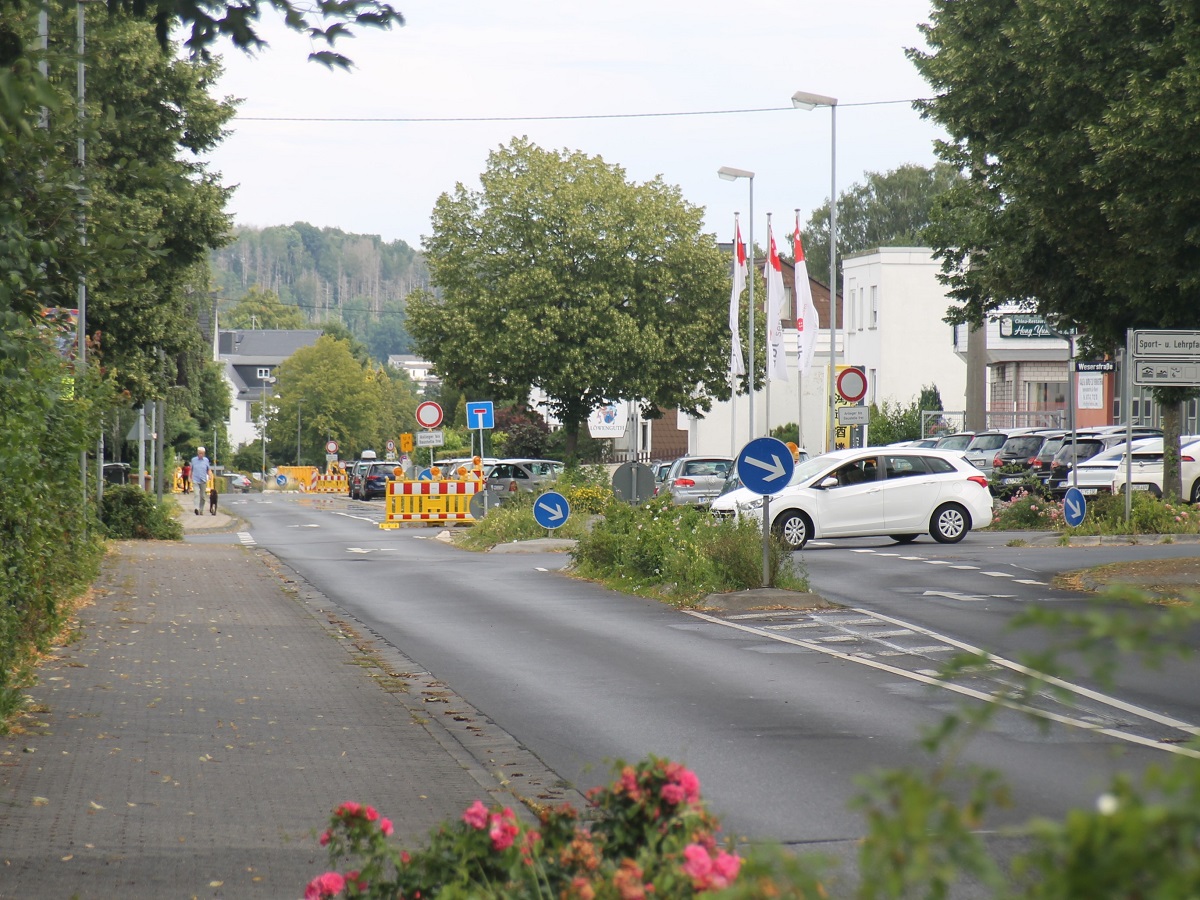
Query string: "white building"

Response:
xmin=217 ymin=329 xmax=324 ymax=450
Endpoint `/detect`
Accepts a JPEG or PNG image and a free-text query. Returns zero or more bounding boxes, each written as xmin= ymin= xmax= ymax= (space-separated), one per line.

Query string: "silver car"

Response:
xmin=485 ymin=458 xmax=564 ymax=495
xmin=661 ymin=456 xmax=733 ymax=507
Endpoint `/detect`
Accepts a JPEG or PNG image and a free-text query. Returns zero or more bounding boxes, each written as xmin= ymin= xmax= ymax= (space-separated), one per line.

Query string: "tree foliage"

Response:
xmin=801 ymin=163 xmax=963 ymax=292
xmin=224 ymin=286 xmax=307 ymax=331
xmin=409 ymin=138 xmax=732 ymax=457
xmin=911 ymin=0 xmax=1200 ymax=496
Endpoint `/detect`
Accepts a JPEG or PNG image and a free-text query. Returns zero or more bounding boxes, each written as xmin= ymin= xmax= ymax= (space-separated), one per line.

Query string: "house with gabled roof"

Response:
xmin=218 ymin=329 xmax=323 ymax=450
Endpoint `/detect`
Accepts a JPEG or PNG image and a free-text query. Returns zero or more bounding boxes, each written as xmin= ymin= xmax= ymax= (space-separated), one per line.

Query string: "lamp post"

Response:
xmin=718 ymin=166 xmax=756 ymax=440
xmin=791 ymin=91 xmax=839 ymax=451
xmin=261 ymin=375 xmax=276 ymax=486
xmin=296 ymin=399 xmax=305 ymax=466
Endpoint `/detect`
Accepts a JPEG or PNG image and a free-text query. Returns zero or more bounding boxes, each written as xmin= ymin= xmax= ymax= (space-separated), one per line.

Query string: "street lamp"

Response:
xmin=791 ymin=90 xmax=839 ymax=451
xmin=718 ymin=166 xmax=756 ymax=440
xmin=296 ymin=399 xmax=305 ymax=466
xmin=261 ymin=375 xmax=276 ymax=486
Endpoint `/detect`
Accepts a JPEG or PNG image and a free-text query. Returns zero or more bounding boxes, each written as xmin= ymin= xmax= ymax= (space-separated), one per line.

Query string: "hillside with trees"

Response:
xmin=210 ymin=224 xmax=428 ymax=362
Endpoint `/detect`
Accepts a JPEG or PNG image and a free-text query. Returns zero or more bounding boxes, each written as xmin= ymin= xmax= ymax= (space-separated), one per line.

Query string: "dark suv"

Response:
xmin=357 ymin=461 xmax=397 ymax=500
xmin=990 ymin=430 xmax=1068 ymax=487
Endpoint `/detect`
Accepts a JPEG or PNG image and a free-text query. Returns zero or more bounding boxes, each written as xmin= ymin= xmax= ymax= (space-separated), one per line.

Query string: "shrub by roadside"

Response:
xmin=99 ymin=485 xmax=184 ymax=540
xmin=989 ymin=489 xmax=1199 ymax=536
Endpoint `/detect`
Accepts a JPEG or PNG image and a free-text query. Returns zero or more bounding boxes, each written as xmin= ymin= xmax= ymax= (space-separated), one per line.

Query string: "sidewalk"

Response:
xmin=0 ymin=514 xmax=578 ymax=898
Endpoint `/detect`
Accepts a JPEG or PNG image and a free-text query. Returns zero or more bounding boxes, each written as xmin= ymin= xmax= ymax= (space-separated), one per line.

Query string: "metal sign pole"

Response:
xmin=761 ymin=494 xmax=771 ymax=587
xmin=1125 ymin=329 xmax=1133 ymax=522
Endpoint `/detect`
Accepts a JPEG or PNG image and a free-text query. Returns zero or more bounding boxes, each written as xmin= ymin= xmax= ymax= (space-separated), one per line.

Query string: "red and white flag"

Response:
xmin=728 ymin=217 xmax=747 ymax=377
xmin=765 ymin=222 xmax=788 ymax=382
xmin=793 ymin=212 xmax=820 ymax=376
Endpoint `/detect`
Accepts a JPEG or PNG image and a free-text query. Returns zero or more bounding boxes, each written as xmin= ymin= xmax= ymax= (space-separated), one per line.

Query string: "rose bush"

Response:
xmin=304 ymin=756 xmax=819 ymax=899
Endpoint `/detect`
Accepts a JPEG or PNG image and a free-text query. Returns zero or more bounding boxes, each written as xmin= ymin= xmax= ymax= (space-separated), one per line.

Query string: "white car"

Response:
xmin=1110 ymin=436 xmax=1200 ymax=502
xmin=710 ymin=448 xmax=812 ymax=521
xmin=740 ymin=448 xmax=994 ymax=550
xmin=1066 ymin=438 xmax=1162 ymax=496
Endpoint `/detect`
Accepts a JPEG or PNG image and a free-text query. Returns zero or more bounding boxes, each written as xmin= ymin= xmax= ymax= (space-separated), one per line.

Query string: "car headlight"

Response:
xmin=739 ymin=497 xmax=764 ymax=512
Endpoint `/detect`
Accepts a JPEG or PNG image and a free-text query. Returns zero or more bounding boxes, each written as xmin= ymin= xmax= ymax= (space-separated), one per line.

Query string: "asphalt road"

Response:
xmin=205 ymin=494 xmax=1198 ymax=860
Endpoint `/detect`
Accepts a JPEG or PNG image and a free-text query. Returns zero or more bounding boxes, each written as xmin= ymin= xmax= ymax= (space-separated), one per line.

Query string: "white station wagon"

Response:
xmin=740 ymin=447 xmax=994 ymax=550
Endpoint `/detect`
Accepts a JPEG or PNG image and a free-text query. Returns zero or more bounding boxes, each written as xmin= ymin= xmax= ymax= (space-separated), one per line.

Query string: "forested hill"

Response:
xmin=210 ymin=223 xmax=429 ymax=317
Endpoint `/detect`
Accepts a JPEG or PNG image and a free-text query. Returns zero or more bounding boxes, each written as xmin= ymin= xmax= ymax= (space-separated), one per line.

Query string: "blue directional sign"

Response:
xmin=1063 ymin=486 xmax=1087 ymax=527
xmin=275 ymin=473 xmax=287 ymax=486
xmin=417 ymin=468 xmax=432 ymax=481
xmin=736 ymin=437 xmax=795 ymax=496
xmin=465 ymin=400 xmax=495 ymax=431
xmin=533 ymin=490 xmax=571 ymax=530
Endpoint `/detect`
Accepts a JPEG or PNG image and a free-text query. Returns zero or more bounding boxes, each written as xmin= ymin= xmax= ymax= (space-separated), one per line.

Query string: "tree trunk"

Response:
xmin=1155 ymin=387 xmax=1189 ymax=500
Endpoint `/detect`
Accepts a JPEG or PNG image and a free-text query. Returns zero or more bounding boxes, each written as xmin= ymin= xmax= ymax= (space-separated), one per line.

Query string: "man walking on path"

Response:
xmin=189 ymin=446 xmax=211 ymax=514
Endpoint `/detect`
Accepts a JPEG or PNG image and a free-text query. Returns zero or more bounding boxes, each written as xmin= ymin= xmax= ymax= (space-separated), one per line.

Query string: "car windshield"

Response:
xmin=936 ymin=434 xmax=973 ymax=450
xmin=967 ymin=434 xmax=1008 ymax=451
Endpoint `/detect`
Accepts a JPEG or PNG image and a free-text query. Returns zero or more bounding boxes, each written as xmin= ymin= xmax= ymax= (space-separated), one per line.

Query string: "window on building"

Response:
xmin=869 ymin=368 xmax=878 ymax=405
xmin=257 ymin=366 xmax=271 ymax=380
xmin=246 ymin=404 xmax=255 ymax=422
xmin=846 ymin=281 xmax=856 ymax=331
xmin=858 ymin=288 xmax=865 ymax=331
xmin=869 ymin=286 xmax=879 ymax=329
xmin=1027 ymin=381 xmax=1067 ymax=410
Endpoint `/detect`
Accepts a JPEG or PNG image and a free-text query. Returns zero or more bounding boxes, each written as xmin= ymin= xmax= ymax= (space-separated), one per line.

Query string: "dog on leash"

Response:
xmin=209 ymin=485 xmax=219 ymax=516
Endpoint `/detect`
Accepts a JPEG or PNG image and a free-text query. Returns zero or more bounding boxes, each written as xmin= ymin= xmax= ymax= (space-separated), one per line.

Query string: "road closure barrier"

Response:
xmin=381 ymin=479 xmax=479 ymax=528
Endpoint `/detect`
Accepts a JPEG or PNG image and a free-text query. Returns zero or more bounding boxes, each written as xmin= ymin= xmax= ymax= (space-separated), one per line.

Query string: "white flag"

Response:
xmin=793 ymin=213 xmax=820 ymax=376
xmin=764 ymin=223 xmax=788 ymax=382
xmin=728 ymin=219 xmax=747 ymax=377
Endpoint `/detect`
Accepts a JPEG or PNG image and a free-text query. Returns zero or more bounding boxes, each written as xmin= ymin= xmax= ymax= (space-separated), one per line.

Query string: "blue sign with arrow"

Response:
xmin=1063 ymin=486 xmax=1087 ymax=527
xmin=465 ymin=400 xmax=495 ymax=431
xmin=736 ymin=437 xmax=795 ymax=496
xmin=533 ymin=491 xmax=570 ymax=530
xmin=275 ymin=474 xmax=288 ymax=486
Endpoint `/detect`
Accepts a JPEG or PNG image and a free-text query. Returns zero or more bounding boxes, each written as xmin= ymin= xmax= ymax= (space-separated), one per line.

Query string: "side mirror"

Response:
xmin=820 ymin=476 xmax=838 ymax=489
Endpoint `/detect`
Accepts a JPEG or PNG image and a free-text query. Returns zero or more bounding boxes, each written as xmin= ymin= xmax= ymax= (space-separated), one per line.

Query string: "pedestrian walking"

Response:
xmin=190 ymin=446 xmax=212 ymax=515
xmin=181 ymin=461 xmax=191 ymax=493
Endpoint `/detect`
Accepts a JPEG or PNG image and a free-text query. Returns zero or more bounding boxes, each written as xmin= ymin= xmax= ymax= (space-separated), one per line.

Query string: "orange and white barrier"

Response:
xmin=381 ymin=479 xmax=479 ymax=528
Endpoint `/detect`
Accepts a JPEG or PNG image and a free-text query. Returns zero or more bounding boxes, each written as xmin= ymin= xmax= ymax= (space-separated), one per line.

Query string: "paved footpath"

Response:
xmin=0 ymin=505 xmax=572 ymax=899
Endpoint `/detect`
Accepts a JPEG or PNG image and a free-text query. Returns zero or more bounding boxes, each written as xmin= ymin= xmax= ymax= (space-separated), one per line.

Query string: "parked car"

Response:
xmin=963 ymin=428 xmax=1046 ymax=476
xmin=1110 ymin=436 xmax=1200 ymax=501
xmin=661 ymin=456 xmax=734 ymax=507
xmin=1055 ymin=438 xmax=1162 ymax=497
xmin=433 ymin=457 xmax=498 ymax=478
xmin=485 ymin=459 xmax=564 ymax=495
xmin=988 ymin=430 xmax=1068 ymax=494
xmin=739 ymin=447 xmax=993 ymax=550
xmin=933 ymin=432 xmax=976 ymax=452
xmin=225 ymin=473 xmax=252 ymax=493
xmin=357 ymin=461 xmax=399 ymax=500
xmin=1045 ymin=430 xmax=1163 ymax=495
xmin=887 ymin=438 xmax=940 ymax=449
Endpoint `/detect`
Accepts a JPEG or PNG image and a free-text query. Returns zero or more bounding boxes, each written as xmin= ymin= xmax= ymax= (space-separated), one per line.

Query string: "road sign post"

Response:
xmin=533 ymin=491 xmax=570 ymax=534
xmin=736 ymin=437 xmax=795 ymax=587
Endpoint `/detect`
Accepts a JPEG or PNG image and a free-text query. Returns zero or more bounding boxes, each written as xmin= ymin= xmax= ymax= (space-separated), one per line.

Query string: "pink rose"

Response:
xmin=660 ymin=783 xmax=685 ymax=805
xmin=304 ymin=871 xmax=345 ymax=899
xmin=677 ymin=768 xmax=701 ymax=803
xmin=364 ymin=806 xmax=379 ymax=823
xmin=489 ymin=809 xmax=519 ymax=851
xmin=681 ymin=844 xmax=713 ymax=882
xmin=712 ymin=850 xmax=742 ymax=887
xmin=380 ymin=817 xmax=394 ymax=837
xmin=336 ymin=802 xmax=361 ymax=818
xmin=318 ymin=830 xmax=332 ymax=847
xmin=462 ymin=800 xmax=489 ymax=830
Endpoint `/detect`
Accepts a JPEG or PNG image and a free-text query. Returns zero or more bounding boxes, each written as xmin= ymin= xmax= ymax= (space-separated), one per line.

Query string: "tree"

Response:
xmin=801 ymin=163 xmax=963 ymax=292
xmin=409 ymin=138 xmax=732 ymax=458
xmin=224 ymin=286 xmax=307 ymax=331
xmin=911 ymin=0 xmax=1200 ymax=498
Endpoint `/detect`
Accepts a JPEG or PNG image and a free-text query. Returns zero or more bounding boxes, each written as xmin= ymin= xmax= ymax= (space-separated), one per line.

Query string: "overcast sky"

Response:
xmin=204 ymin=1 xmax=944 ymax=251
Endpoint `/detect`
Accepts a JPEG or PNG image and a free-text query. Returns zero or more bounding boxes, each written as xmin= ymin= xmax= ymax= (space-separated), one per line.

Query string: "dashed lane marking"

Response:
xmin=982 ymin=571 xmax=1014 ymax=577
xmin=238 ymin=532 xmax=255 ymax=546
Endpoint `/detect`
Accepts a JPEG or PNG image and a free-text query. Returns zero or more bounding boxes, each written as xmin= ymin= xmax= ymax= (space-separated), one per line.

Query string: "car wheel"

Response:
xmin=773 ymin=510 xmax=811 ymax=550
xmin=889 ymin=534 xmax=919 ymax=544
xmin=1190 ymin=479 xmax=1200 ymax=505
xmin=930 ymin=503 xmax=970 ymax=544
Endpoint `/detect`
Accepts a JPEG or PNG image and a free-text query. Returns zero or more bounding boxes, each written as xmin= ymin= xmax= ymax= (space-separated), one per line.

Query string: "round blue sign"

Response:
xmin=1062 ymin=486 xmax=1087 ymax=527
xmin=532 ymin=491 xmax=571 ymax=530
xmin=736 ymin=437 xmax=795 ymax=496
xmin=417 ymin=468 xmax=432 ymax=481
xmin=275 ymin=473 xmax=287 ymax=486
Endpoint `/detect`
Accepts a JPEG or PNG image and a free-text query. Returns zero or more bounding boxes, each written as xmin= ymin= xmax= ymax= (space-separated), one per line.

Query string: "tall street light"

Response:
xmin=791 ymin=91 xmax=839 ymax=451
xmin=718 ymin=166 xmax=756 ymax=440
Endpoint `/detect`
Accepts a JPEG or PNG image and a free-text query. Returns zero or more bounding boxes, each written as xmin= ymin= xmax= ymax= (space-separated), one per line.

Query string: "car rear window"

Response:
xmin=1003 ymin=436 xmax=1045 ymax=456
xmin=1053 ymin=439 xmax=1105 ymax=463
xmin=968 ymin=434 xmax=1008 ymax=451
xmin=936 ymin=434 xmax=973 ymax=450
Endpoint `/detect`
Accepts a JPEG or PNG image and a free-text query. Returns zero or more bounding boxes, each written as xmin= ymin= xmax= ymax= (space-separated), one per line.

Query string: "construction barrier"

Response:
xmin=381 ymin=479 xmax=480 ymax=528
xmin=311 ymin=473 xmax=348 ymax=493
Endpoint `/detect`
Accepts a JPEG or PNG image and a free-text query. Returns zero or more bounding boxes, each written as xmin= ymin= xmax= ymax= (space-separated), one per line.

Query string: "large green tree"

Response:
xmin=911 ymin=0 xmax=1200 ymax=498
xmin=801 ymin=163 xmax=963 ymax=292
xmin=224 ymin=286 xmax=307 ymax=331
xmin=409 ymin=138 xmax=732 ymax=457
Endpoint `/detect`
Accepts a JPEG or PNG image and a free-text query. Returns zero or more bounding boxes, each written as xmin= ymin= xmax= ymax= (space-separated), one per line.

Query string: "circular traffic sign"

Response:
xmin=1063 ymin=486 xmax=1087 ymax=527
xmin=532 ymin=491 xmax=571 ymax=530
xmin=611 ymin=461 xmax=656 ymax=503
xmin=325 ymin=439 xmax=339 ymax=454
xmin=415 ymin=401 xmax=444 ymax=429
xmin=275 ymin=474 xmax=287 ymax=486
xmin=736 ymin=437 xmax=795 ymax=496
xmin=385 ymin=439 xmax=396 ymax=452
xmin=836 ymin=368 xmax=868 ymax=403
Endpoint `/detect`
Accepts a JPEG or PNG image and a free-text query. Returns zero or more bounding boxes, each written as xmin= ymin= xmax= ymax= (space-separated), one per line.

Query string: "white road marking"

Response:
xmin=982 ymin=571 xmax=1013 ymax=578
xmin=685 ymin=608 xmax=1200 ymax=758
xmin=346 ymin=548 xmax=375 ymax=554
xmin=950 ymin=565 xmax=979 ymax=570
xmin=238 ymin=532 xmax=255 ymax=546
xmin=923 ymin=590 xmax=989 ymax=603
xmin=900 ymin=556 xmax=924 ymax=561
xmin=923 ymin=559 xmax=954 ymax=565
xmin=850 ymin=549 xmax=876 ymax=554
xmin=1015 ymin=579 xmax=1047 ymax=585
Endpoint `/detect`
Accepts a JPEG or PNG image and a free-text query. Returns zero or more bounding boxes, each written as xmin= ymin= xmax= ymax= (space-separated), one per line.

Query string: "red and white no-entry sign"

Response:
xmin=836 ymin=368 xmax=868 ymax=403
xmin=415 ymin=401 xmax=444 ymax=429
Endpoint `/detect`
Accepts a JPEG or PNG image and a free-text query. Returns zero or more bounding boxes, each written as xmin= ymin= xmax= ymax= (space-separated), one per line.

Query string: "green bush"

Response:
xmin=988 ymin=488 xmax=1200 ymax=535
xmin=571 ymin=497 xmax=805 ymax=604
xmin=100 ymin=485 xmax=184 ymax=540
xmin=987 ymin=464 xmax=1050 ymax=501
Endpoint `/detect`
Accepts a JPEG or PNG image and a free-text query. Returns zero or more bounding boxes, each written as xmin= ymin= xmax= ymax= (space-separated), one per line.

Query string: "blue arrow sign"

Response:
xmin=736 ymin=437 xmax=795 ymax=496
xmin=466 ymin=401 xmax=495 ymax=430
xmin=533 ymin=490 xmax=570 ymax=530
xmin=1063 ymin=486 xmax=1087 ymax=527
xmin=275 ymin=474 xmax=288 ymax=486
